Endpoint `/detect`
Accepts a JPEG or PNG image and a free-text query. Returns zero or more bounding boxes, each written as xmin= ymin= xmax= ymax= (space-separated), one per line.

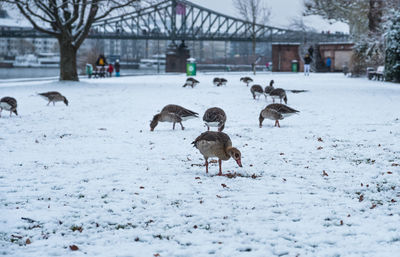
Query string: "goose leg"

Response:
xmin=205 ymin=158 xmax=209 ymax=174
xmin=173 ymin=122 xmax=176 ymax=130
xmin=53 ymin=101 xmax=55 ymax=106
xmin=10 ymin=111 xmax=12 ymax=117
xmin=275 ymin=120 xmax=281 ymax=128
xmin=47 ymin=101 xmax=50 ymax=106
xmin=218 ymin=159 xmax=223 ymax=176
xmin=0 ymin=108 xmax=2 ymax=117
xmin=274 ymin=120 xmax=278 ymax=127
xmin=179 ymin=122 xmax=185 ymax=130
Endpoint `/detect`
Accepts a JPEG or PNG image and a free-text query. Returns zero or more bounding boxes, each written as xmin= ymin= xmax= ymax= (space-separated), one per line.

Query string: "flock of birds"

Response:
xmin=0 ymin=76 xmax=299 ymax=176
xmin=0 ymin=92 xmax=68 ymax=118
xmin=149 ymin=76 xmax=300 ymax=175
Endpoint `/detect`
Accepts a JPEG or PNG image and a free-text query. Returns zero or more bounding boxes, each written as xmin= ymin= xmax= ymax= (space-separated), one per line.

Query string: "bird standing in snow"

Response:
xmin=192 ymin=131 xmax=242 ymax=176
xmin=150 ymin=104 xmax=198 ymax=131
xmin=203 ymin=107 xmax=227 ymax=132
xmin=259 ymin=103 xmax=299 ymax=128
xmin=38 ymin=91 xmax=68 ymax=106
xmin=0 ymin=97 xmax=18 ymax=117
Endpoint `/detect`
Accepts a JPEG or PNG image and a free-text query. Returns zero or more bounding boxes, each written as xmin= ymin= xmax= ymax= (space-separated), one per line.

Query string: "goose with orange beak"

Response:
xmin=192 ymin=131 xmax=242 ymax=176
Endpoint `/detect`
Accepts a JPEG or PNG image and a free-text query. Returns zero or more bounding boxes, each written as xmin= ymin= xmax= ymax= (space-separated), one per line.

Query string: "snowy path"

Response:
xmin=1 ymin=73 xmax=399 ymax=256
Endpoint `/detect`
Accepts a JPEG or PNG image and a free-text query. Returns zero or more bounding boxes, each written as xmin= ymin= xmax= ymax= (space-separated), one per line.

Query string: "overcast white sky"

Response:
xmin=1 ymin=0 xmax=349 ymax=33
xmin=190 ymin=0 xmax=349 ymax=33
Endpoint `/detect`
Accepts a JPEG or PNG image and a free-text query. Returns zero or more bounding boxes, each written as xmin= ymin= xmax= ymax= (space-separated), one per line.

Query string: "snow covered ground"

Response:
xmin=1 ymin=72 xmax=399 ymax=256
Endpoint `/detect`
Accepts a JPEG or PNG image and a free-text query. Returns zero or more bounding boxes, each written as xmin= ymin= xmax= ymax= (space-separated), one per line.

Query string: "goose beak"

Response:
xmin=150 ymin=128 xmax=154 ymax=131
xmin=236 ymin=159 xmax=242 ymax=167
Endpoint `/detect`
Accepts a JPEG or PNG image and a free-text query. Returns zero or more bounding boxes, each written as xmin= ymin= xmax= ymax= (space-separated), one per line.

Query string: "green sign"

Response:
xmin=187 ymin=63 xmax=196 ymax=76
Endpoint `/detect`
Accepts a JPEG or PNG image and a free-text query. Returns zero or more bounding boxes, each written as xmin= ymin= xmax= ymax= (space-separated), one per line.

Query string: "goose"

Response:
xmin=259 ymin=103 xmax=299 ymax=128
xmin=220 ymin=78 xmax=228 ymax=86
xmin=269 ymin=88 xmax=287 ymax=104
xmin=38 ymin=91 xmax=68 ymax=106
xmin=203 ymin=107 xmax=227 ymax=132
xmin=264 ymin=80 xmax=275 ymax=94
xmin=240 ymin=77 xmax=253 ymax=87
xmin=183 ymin=77 xmax=199 ymax=88
xmin=192 ymin=131 xmax=242 ymax=176
xmin=250 ymin=84 xmax=264 ymax=100
xmin=213 ymin=77 xmax=221 ymax=86
xmin=0 ymin=97 xmax=18 ymax=117
xmin=150 ymin=104 xmax=198 ymax=131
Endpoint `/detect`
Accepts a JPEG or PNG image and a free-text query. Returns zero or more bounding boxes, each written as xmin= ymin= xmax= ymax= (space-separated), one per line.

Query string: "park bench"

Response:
xmin=367 ymin=66 xmax=385 ymax=81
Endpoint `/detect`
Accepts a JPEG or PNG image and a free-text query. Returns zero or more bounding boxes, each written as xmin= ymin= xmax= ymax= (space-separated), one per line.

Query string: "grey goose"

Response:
xmin=38 ymin=91 xmax=68 ymax=106
xmin=203 ymin=107 xmax=227 ymax=132
xmin=0 ymin=97 xmax=18 ymax=117
xmin=259 ymin=103 xmax=299 ymax=128
xmin=150 ymin=104 xmax=199 ymax=131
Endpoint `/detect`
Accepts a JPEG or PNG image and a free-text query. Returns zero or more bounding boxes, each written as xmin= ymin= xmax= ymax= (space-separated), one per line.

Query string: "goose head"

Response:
xmin=227 ymin=147 xmax=242 ymax=167
xmin=150 ymin=113 xmax=160 ymax=131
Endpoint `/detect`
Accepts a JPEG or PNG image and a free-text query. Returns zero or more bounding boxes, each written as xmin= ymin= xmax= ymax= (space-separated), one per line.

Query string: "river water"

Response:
xmin=0 ymin=67 xmax=165 ymax=80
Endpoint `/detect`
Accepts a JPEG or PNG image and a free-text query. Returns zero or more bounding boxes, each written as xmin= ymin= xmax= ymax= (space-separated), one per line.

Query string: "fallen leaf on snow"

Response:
xmin=69 ymin=245 xmax=79 ymax=251
xmin=317 ymin=146 xmax=323 ymax=150
xmin=26 ymin=238 xmax=31 ymax=244
xmin=318 ymin=137 xmax=323 ymax=142
xmin=359 ymin=195 xmax=364 ymax=202
xmin=221 ymin=184 xmax=227 ymax=188
xmin=322 ymin=170 xmax=328 ymax=177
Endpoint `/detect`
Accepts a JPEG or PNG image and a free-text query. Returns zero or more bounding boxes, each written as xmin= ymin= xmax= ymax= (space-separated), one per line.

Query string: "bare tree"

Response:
xmin=288 ymin=16 xmax=317 ymax=32
xmin=233 ymin=0 xmax=270 ymax=57
xmin=4 ymin=0 xmax=138 ymax=81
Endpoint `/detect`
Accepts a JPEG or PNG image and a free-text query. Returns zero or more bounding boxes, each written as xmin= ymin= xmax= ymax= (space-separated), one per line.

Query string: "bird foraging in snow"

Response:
xmin=0 ymin=97 xmax=18 ymax=117
xmin=259 ymin=103 xmax=299 ymax=128
xmin=203 ymin=107 xmax=227 ymax=132
xmin=150 ymin=104 xmax=198 ymax=131
xmin=269 ymin=88 xmax=287 ymax=104
xmin=213 ymin=77 xmax=221 ymax=86
xmin=38 ymin=91 xmax=68 ymax=106
xmin=240 ymin=77 xmax=253 ymax=87
xmin=192 ymin=131 xmax=242 ymax=176
xmin=250 ymin=84 xmax=264 ymax=100
xmin=183 ymin=77 xmax=199 ymax=88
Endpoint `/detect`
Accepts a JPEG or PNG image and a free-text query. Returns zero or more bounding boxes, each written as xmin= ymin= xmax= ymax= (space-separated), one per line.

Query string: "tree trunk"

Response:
xmin=58 ymin=38 xmax=79 ymax=81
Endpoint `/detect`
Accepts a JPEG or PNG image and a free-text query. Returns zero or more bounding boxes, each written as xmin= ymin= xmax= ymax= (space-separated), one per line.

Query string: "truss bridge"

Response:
xmin=2 ymin=0 xmax=350 ymax=43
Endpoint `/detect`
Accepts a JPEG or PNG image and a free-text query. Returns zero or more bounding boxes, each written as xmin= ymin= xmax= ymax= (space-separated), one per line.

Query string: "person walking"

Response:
xmin=114 ymin=59 xmax=121 ymax=77
xmin=304 ymin=54 xmax=312 ymax=76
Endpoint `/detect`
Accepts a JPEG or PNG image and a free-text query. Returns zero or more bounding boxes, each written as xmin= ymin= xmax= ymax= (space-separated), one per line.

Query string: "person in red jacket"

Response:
xmin=107 ymin=63 xmax=114 ymax=77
